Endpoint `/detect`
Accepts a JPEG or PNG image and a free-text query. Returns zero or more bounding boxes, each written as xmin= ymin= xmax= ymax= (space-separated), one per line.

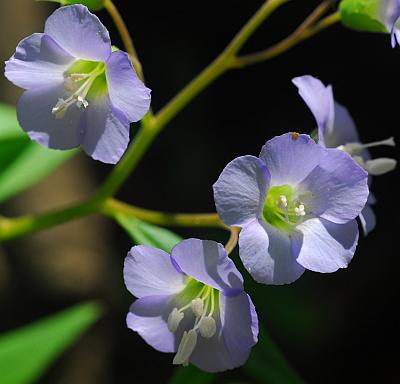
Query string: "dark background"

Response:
xmin=1 ymin=0 xmax=399 ymax=383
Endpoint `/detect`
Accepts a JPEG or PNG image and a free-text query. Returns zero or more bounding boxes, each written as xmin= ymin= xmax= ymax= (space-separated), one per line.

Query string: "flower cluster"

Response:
xmin=3 ymin=3 xmax=397 ymax=375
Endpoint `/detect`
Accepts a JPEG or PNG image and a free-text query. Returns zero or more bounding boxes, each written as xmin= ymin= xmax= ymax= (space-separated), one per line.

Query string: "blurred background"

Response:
xmin=0 ymin=0 xmax=398 ymax=382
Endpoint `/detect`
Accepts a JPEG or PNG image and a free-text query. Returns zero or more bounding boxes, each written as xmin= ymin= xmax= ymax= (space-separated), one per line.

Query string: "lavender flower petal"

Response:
xmin=299 ymin=148 xmax=369 ymax=224
xmin=359 ymin=204 xmax=376 ymax=236
xmin=238 ymin=220 xmax=305 ymax=285
xmin=5 ymin=33 xmax=74 ymax=90
xmin=292 ymin=75 xmax=334 ymax=144
xmin=220 ymin=292 xmax=258 ymax=360
xmin=324 ymin=102 xmax=360 ymax=147
xmin=44 ymin=4 xmax=111 ymax=61
xmin=106 ymin=51 xmax=151 ymax=122
xmin=292 ymin=218 xmax=359 ymax=273
xmin=259 ymin=133 xmax=325 ymax=186
xmin=81 ymin=95 xmax=130 ymax=164
xmin=213 ymin=155 xmax=270 ymax=227
xmin=190 ymin=313 xmax=245 ymax=372
xmin=17 ymin=83 xmax=83 ymax=149
xmin=124 ymin=245 xmax=186 ymax=298
xmin=171 ymin=239 xmax=243 ymax=295
xmin=127 ymin=295 xmax=176 ymax=353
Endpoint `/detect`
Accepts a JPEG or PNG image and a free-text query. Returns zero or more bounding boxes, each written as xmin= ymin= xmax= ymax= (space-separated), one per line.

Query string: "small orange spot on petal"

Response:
xmin=292 ymin=132 xmax=300 ymax=140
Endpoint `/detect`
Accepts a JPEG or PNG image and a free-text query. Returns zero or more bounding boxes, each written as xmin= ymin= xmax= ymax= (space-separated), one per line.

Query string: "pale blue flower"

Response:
xmin=214 ymin=133 xmax=369 ymax=285
xmin=292 ymin=75 xmax=396 ymax=234
xmin=124 ymin=238 xmax=258 ymax=372
xmin=5 ymin=5 xmax=151 ymax=164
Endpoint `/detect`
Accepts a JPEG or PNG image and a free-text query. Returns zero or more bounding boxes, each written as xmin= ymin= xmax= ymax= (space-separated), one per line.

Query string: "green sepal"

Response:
xmin=339 ymin=0 xmax=389 ymax=33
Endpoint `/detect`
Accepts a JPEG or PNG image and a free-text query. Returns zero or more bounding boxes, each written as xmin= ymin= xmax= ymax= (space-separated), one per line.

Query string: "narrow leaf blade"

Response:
xmin=0 ymin=103 xmax=77 ymax=203
xmin=0 ymin=301 xmax=102 ymax=384
xmin=114 ymin=213 xmax=182 ymax=252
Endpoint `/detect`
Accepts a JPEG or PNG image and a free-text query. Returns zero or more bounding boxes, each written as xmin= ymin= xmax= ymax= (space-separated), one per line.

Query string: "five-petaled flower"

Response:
xmin=124 ymin=238 xmax=258 ymax=372
xmin=292 ymin=74 xmax=396 ymax=235
xmin=5 ymin=5 xmax=151 ymax=164
xmin=213 ymin=133 xmax=369 ymax=285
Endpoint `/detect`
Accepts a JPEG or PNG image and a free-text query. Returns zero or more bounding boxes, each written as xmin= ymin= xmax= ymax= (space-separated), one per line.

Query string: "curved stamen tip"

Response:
xmin=365 ymin=158 xmax=397 ymax=176
xmin=52 ymin=98 xmax=68 ymax=119
xmin=76 ymin=95 xmax=89 ymax=109
xmin=294 ymin=204 xmax=306 ymax=216
xmin=173 ymin=330 xmax=198 ymax=366
xmin=199 ymin=316 xmax=217 ymax=338
xmin=167 ymin=308 xmax=184 ymax=333
xmin=278 ymin=195 xmax=288 ymax=208
xmin=191 ymin=298 xmax=204 ymax=318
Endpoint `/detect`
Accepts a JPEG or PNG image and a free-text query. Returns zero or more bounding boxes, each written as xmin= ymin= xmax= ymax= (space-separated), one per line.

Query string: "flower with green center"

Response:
xmin=124 ymin=239 xmax=258 ymax=372
xmin=5 ymin=5 xmax=151 ymax=164
xmin=292 ymin=74 xmax=397 ymax=235
xmin=213 ymin=133 xmax=369 ymax=285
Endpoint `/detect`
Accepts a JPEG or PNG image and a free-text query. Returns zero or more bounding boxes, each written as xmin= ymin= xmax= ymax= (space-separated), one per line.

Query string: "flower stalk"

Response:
xmin=99 ymin=0 xmax=339 ymax=199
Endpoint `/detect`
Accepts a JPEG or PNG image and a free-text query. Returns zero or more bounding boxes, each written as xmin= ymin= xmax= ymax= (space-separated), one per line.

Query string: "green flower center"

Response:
xmin=262 ymin=184 xmax=306 ymax=231
xmin=51 ymin=59 xmax=107 ymax=119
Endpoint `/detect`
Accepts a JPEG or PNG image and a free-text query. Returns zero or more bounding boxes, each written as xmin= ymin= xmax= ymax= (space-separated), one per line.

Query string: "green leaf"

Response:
xmin=244 ymin=327 xmax=304 ymax=384
xmin=169 ymin=365 xmax=215 ymax=384
xmin=114 ymin=213 xmax=182 ymax=253
xmin=0 ymin=301 xmax=103 ymax=384
xmin=0 ymin=103 xmax=77 ymax=203
xmin=339 ymin=0 xmax=388 ymax=33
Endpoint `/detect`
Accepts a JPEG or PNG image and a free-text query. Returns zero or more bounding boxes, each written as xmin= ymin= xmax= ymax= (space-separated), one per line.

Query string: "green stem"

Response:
xmin=104 ymin=0 xmax=144 ymax=80
xmin=232 ymin=11 xmax=341 ymax=68
xmin=0 ymin=200 xmax=99 ymax=242
xmin=100 ymin=198 xmax=223 ymax=227
xmin=0 ymin=198 xmax=222 ymax=242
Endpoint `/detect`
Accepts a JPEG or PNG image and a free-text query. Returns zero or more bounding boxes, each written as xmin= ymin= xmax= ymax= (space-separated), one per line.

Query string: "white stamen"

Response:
xmin=167 ymin=308 xmax=184 ymax=333
xmin=337 ymin=137 xmax=396 ymax=155
xmin=294 ymin=204 xmax=306 ymax=217
xmin=191 ymin=298 xmax=204 ymax=318
xmin=70 ymin=73 xmax=90 ymax=80
xmin=358 ymin=136 xmax=395 ymax=149
xmin=364 ymin=158 xmax=397 ymax=176
xmin=173 ymin=330 xmax=198 ymax=366
xmin=51 ymin=98 xmax=69 ymax=119
xmin=198 ymin=316 xmax=216 ymax=338
xmin=75 ymin=95 xmax=89 ymax=109
xmin=278 ymin=195 xmax=288 ymax=208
